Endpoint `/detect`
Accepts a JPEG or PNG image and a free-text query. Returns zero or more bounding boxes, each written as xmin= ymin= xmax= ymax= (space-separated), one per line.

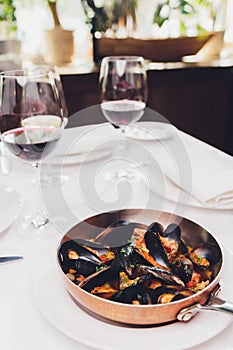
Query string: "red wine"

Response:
xmin=2 ymin=127 xmax=60 ymax=163
xmin=0 ymin=114 xmax=21 ymax=134
xmin=101 ymin=100 xmax=145 ymax=127
xmin=0 ymin=98 xmax=46 ymax=133
xmin=0 ymin=114 xmax=62 ymax=134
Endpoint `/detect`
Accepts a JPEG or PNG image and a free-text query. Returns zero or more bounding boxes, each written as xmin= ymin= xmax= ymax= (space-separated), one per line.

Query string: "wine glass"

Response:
xmin=0 ymin=68 xmax=65 ymax=238
xmin=22 ymin=65 xmax=69 ymax=185
xmin=99 ymin=56 xmax=148 ymax=181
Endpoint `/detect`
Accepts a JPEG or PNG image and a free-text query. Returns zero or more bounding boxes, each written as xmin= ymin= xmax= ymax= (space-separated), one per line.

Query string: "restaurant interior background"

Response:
xmin=1 ymin=0 xmax=233 ymax=156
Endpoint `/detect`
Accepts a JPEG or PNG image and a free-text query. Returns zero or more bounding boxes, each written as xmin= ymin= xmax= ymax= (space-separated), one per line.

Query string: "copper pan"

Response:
xmin=57 ymin=209 xmax=233 ymax=325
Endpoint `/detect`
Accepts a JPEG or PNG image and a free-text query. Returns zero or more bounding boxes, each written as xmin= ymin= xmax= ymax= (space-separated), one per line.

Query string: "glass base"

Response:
xmin=31 ymin=174 xmax=69 ymax=187
xmin=40 ymin=174 xmax=69 ymax=186
xmin=104 ymin=168 xmax=141 ymax=183
xmin=17 ymin=213 xmax=55 ymax=239
xmin=31 ymin=213 xmax=49 ymax=229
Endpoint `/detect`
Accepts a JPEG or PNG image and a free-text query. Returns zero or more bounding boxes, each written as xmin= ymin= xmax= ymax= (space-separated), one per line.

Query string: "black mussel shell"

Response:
xmin=144 ymin=228 xmax=170 ymax=269
xmin=72 ymin=238 xmax=114 ymax=263
xmin=61 ymin=256 xmax=103 ymax=277
xmin=93 ymin=220 xmax=130 ymax=244
xmin=75 ymin=257 xmax=103 ymax=277
xmin=163 ymin=223 xmax=181 ymax=242
xmin=61 ymin=259 xmax=77 ymax=273
xmin=171 ymin=256 xmax=193 ymax=283
xmin=110 ymin=290 xmax=132 ymax=304
xmin=190 ymin=242 xmax=221 ymax=269
xmin=151 ymin=285 xmax=189 ymax=304
xmin=177 ymin=238 xmax=188 ymax=256
xmin=136 ymin=265 xmax=185 ymax=287
xmin=59 ymin=239 xmax=101 ymax=263
xmin=80 ymin=266 xmax=118 ymax=293
xmin=110 ymin=243 xmax=134 ymax=276
xmin=147 ymin=222 xmax=164 ymax=236
xmin=111 ymin=285 xmax=153 ymax=305
xmin=94 ymin=221 xmax=145 ymax=248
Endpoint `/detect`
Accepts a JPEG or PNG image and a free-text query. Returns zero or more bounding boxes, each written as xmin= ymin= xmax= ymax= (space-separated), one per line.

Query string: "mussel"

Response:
xmin=59 ymin=239 xmax=101 ymax=263
xmin=94 ymin=220 xmax=146 ymax=248
xmin=144 ymin=222 xmax=170 ymax=269
xmin=151 ymin=285 xmax=194 ymax=304
xmin=162 ymin=223 xmax=188 ymax=256
xmin=136 ymin=265 xmax=185 ymax=287
xmin=171 ymin=256 xmax=193 ymax=283
xmin=61 ymin=218 xmax=220 ymax=307
xmin=110 ymin=243 xmax=135 ymax=276
xmin=111 ymin=285 xmax=154 ymax=305
xmin=163 ymin=223 xmax=181 ymax=241
xmin=80 ymin=266 xmax=119 ymax=298
xmin=189 ymin=243 xmax=221 ymax=269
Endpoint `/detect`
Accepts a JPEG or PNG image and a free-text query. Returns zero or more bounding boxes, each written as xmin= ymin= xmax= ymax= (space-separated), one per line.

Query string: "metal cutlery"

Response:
xmin=0 ymin=256 xmax=23 ymax=264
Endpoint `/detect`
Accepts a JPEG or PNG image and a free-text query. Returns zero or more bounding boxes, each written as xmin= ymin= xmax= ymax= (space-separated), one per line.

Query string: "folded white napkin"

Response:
xmin=144 ymin=132 xmax=233 ymax=208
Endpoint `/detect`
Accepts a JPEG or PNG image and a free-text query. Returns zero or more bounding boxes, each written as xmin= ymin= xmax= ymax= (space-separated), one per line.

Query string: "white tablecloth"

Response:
xmin=0 ymin=123 xmax=233 ymax=350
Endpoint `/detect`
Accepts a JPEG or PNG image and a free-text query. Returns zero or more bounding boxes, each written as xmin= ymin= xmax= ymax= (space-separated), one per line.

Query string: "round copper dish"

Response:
xmin=56 ymin=209 xmax=232 ymax=326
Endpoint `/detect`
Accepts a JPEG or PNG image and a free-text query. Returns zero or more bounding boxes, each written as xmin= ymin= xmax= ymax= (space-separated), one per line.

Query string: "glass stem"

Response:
xmin=31 ymin=162 xmax=49 ymax=229
xmin=118 ymin=126 xmax=127 ymax=156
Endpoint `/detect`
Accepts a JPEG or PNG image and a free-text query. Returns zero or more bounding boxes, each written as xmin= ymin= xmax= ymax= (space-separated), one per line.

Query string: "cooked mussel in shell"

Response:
xmin=171 ymin=256 xmax=193 ymax=283
xmin=59 ymin=220 xmax=221 ymax=305
xmin=189 ymin=243 xmax=221 ymax=269
xmin=144 ymin=223 xmax=170 ymax=269
xmin=94 ymin=220 xmax=146 ymax=247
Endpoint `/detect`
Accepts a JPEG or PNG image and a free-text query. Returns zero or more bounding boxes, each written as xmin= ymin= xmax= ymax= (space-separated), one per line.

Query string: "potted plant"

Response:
xmin=82 ymin=0 xmax=224 ymax=63
xmin=44 ymin=0 xmax=75 ymax=65
xmin=0 ymin=0 xmax=17 ymax=39
xmin=0 ymin=0 xmax=21 ymax=61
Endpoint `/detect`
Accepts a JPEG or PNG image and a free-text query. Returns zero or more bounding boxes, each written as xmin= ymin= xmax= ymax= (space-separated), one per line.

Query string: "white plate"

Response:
xmin=33 ymin=246 xmax=233 ymax=350
xmin=50 ymin=149 xmax=111 ymax=166
xmin=47 ymin=124 xmax=118 ymax=166
xmin=0 ymin=184 xmax=22 ymax=233
xmin=125 ymin=122 xmax=176 ymax=141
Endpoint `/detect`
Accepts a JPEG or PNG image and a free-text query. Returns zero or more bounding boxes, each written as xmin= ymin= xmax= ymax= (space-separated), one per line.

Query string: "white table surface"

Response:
xmin=0 ymin=122 xmax=233 ymax=350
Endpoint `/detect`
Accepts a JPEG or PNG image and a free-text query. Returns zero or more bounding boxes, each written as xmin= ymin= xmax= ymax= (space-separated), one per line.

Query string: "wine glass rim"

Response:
xmin=2 ymin=124 xmax=61 ymax=136
xmin=0 ymin=68 xmax=53 ymax=78
xmin=102 ymin=56 xmax=145 ymax=62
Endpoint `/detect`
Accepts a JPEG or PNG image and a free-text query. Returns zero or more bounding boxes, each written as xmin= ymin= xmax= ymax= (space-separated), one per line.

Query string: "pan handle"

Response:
xmin=177 ymin=286 xmax=233 ymax=322
xmin=198 ymin=295 xmax=233 ymax=315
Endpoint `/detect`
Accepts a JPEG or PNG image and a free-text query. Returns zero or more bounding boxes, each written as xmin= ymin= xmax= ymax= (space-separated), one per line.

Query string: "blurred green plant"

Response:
xmin=81 ymin=0 xmax=109 ymax=35
xmin=81 ymin=0 xmax=138 ymax=35
xmin=0 ymin=0 xmax=17 ymax=32
xmin=153 ymin=0 xmax=213 ymax=35
xmin=81 ymin=0 xmax=217 ymax=37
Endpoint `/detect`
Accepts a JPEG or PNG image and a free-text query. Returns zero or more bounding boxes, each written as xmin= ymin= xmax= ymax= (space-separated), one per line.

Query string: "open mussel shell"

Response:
xmin=94 ymin=220 xmax=146 ymax=248
xmin=171 ymin=256 xmax=193 ymax=283
xmin=163 ymin=223 xmax=181 ymax=242
xmin=189 ymin=242 xmax=222 ymax=269
xmin=59 ymin=239 xmax=101 ymax=263
xmin=57 ymin=209 xmax=224 ymax=325
xmin=144 ymin=222 xmax=170 ymax=269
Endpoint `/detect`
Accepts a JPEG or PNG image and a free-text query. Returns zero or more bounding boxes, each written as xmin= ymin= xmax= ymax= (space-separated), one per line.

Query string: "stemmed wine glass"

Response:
xmin=0 ymin=68 xmax=65 ymax=238
xmin=23 ymin=65 xmax=69 ymax=185
xmin=99 ymin=56 xmax=148 ymax=181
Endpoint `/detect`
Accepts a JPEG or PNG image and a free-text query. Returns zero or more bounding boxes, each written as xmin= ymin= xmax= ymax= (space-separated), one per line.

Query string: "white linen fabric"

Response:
xmin=143 ymin=129 xmax=233 ymax=207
